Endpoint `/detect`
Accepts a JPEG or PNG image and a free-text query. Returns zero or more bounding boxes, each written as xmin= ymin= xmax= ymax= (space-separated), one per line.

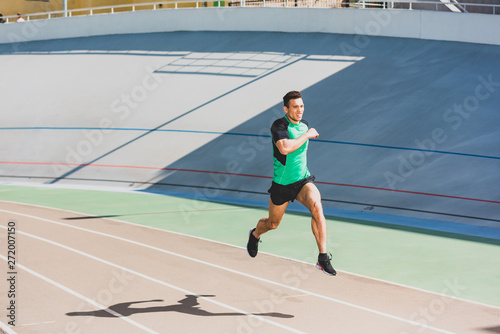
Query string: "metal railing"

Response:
xmin=0 ymin=0 xmax=498 ymax=23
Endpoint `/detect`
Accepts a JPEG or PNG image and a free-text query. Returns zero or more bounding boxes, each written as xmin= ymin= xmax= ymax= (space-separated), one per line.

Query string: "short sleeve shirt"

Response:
xmin=271 ymin=116 xmax=311 ymax=185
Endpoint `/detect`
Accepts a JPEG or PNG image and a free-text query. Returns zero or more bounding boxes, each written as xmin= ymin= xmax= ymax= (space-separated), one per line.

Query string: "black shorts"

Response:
xmin=268 ymin=175 xmax=315 ymax=206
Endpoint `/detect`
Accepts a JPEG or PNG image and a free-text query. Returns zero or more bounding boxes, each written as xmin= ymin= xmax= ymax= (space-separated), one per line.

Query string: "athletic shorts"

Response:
xmin=267 ymin=175 xmax=315 ymax=206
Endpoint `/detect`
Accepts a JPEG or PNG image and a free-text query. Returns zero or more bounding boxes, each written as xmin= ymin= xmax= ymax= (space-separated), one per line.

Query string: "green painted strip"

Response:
xmin=1 ymin=185 xmax=499 ymax=308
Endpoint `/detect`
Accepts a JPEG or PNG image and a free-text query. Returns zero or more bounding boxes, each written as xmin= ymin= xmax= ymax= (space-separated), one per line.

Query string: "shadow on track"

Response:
xmin=66 ymin=295 xmax=294 ymax=319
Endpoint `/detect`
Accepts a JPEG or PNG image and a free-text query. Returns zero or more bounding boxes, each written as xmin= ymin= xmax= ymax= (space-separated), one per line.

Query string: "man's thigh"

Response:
xmin=268 ymin=198 xmax=288 ymax=225
xmin=296 ymin=182 xmax=321 ymax=211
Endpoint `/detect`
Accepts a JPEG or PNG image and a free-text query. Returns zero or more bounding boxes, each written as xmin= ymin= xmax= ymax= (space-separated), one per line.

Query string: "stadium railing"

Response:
xmin=1 ymin=0 xmax=498 ymax=23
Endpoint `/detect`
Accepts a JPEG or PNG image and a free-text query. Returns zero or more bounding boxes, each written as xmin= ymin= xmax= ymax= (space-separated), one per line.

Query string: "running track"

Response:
xmin=1 ymin=200 xmax=499 ymax=334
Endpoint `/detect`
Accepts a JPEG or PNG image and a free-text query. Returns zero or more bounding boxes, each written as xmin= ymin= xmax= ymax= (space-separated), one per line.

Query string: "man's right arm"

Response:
xmin=275 ymin=128 xmax=318 ymax=155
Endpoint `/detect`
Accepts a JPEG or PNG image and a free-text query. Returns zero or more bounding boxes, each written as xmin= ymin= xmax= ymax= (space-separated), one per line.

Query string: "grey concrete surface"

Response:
xmin=0 ymin=31 xmax=499 ymax=227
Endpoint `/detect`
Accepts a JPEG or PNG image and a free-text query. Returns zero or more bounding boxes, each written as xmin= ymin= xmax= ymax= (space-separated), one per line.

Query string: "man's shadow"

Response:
xmin=66 ymin=295 xmax=293 ymax=319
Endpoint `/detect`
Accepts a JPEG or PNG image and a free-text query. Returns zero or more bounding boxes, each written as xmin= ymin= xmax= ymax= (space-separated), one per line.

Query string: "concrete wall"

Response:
xmin=1 ymin=30 xmax=499 ymax=226
xmin=1 ymin=7 xmax=499 ymax=226
xmin=1 ymin=7 xmax=500 ymax=46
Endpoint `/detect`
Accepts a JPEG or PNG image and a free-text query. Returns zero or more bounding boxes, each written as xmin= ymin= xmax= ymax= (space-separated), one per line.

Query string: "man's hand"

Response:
xmin=307 ymin=128 xmax=319 ymax=139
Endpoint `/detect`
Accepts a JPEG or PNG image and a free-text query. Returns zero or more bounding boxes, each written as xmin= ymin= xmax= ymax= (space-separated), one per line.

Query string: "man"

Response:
xmin=246 ymin=90 xmax=336 ymax=276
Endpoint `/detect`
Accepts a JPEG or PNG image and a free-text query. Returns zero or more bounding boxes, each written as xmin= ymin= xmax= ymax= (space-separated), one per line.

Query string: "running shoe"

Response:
xmin=316 ymin=253 xmax=337 ymax=276
xmin=247 ymin=228 xmax=260 ymax=258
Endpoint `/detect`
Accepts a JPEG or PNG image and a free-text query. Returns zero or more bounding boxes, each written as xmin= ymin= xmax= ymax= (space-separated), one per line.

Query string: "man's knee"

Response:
xmin=267 ymin=218 xmax=281 ymax=230
xmin=309 ymin=200 xmax=324 ymax=217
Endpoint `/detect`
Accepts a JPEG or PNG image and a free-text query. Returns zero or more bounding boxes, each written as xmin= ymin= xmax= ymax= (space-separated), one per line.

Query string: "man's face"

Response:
xmin=284 ymin=98 xmax=304 ymax=124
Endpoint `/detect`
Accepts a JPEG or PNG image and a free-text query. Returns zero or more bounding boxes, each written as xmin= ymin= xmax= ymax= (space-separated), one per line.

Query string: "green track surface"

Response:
xmin=1 ymin=185 xmax=499 ymax=308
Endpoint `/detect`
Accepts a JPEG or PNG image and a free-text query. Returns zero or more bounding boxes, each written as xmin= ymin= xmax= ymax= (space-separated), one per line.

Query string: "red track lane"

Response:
xmin=1 ymin=161 xmax=500 ymax=205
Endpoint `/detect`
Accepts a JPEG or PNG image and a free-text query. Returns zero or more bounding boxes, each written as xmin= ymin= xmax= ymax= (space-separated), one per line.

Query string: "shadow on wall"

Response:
xmin=137 ymin=33 xmax=500 ymax=223
xmin=1 ymin=31 xmax=499 ymax=224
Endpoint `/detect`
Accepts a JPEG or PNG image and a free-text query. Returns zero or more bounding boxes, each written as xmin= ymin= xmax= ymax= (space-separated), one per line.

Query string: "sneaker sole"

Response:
xmin=315 ymin=263 xmax=336 ymax=276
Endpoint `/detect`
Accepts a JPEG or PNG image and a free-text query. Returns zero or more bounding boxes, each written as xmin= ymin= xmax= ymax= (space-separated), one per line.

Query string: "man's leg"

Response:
xmin=296 ymin=182 xmax=336 ymax=275
xmin=247 ymin=198 xmax=288 ymax=257
xmin=296 ymin=182 xmax=327 ymax=253
xmin=253 ymin=198 xmax=288 ymax=239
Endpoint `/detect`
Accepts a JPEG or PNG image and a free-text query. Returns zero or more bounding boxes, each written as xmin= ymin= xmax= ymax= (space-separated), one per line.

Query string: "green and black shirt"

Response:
xmin=271 ymin=115 xmax=311 ymax=186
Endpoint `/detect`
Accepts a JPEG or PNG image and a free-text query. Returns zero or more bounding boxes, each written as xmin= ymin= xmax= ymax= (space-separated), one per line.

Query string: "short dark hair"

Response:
xmin=283 ymin=91 xmax=302 ymax=108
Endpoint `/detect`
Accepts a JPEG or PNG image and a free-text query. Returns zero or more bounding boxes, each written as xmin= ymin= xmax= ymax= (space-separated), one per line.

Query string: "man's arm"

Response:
xmin=275 ymin=128 xmax=319 ymax=155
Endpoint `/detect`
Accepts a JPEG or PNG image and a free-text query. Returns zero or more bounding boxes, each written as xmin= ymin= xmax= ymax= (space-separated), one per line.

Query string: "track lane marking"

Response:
xmin=2 ymin=161 xmax=499 ymax=204
xmin=0 ymin=320 xmax=17 ymax=334
xmin=1 ymin=127 xmax=498 ymax=160
xmin=0 ymin=254 xmax=159 ymax=334
xmin=19 ymin=321 xmax=56 ymax=326
xmin=0 ymin=208 xmax=455 ymax=334
xmin=0 ymin=224 xmax=306 ymax=334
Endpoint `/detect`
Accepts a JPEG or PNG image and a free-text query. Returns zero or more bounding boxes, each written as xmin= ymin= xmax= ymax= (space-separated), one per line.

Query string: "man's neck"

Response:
xmin=285 ymin=114 xmax=300 ymax=125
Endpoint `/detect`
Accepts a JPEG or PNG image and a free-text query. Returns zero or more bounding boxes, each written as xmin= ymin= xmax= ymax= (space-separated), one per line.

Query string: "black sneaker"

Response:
xmin=247 ymin=228 xmax=260 ymax=258
xmin=316 ymin=253 xmax=337 ymax=276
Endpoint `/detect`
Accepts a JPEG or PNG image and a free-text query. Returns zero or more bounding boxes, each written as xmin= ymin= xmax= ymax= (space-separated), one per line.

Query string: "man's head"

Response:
xmin=283 ymin=91 xmax=302 ymax=108
xmin=283 ymin=90 xmax=304 ymax=124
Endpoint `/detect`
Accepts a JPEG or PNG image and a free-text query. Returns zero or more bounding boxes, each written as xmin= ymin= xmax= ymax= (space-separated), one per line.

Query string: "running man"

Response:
xmin=246 ymin=90 xmax=336 ymax=276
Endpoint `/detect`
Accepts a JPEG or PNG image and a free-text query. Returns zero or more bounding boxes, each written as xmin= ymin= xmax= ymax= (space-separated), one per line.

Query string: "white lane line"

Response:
xmin=0 ymin=320 xmax=17 ymax=334
xmin=0 ymin=209 xmax=454 ymax=334
xmin=20 ymin=321 xmax=55 ymax=326
xmin=0 ymin=254 xmax=159 ymax=334
xmin=0 ymin=225 xmax=305 ymax=334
